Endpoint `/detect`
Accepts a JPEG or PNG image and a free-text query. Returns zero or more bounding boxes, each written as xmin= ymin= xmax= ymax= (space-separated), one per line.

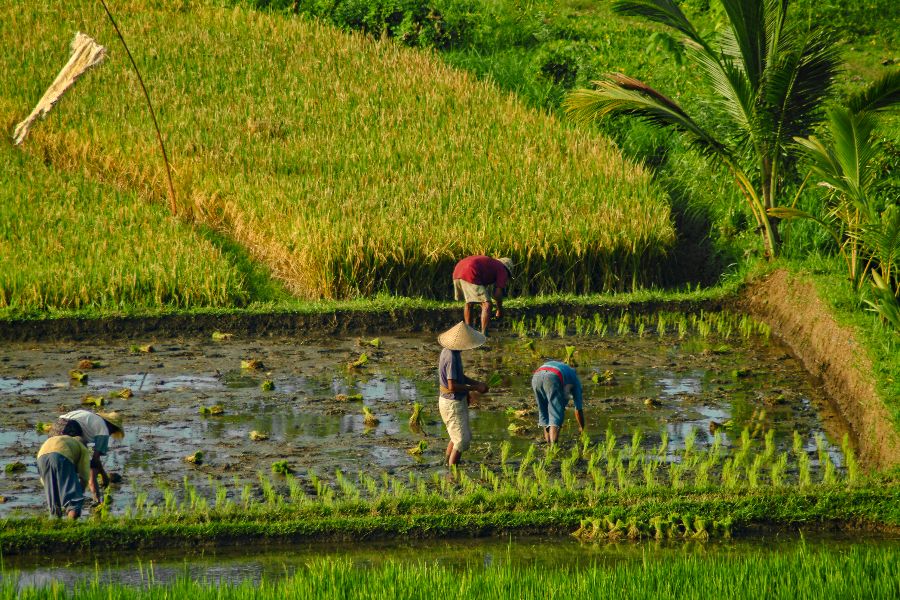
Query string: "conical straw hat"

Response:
xmin=98 ymin=411 xmax=124 ymax=439
xmin=498 ymin=257 xmax=515 ymax=277
xmin=438 ymin=322 xmax=487 ymax=351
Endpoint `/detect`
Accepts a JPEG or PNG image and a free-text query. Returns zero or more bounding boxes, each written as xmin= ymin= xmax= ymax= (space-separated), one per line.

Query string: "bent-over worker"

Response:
xmin=452 ymin=255 xmax=514 ymax=335
xmin=36 ymin=432 xmax=95 ymax=519
xmin=531 ymin=360 xmax=585 ymax=445
xmin=437 ymin=322 xmax=489 ymax=467
xmin=57 ymin=409 xmax=124 ymax=489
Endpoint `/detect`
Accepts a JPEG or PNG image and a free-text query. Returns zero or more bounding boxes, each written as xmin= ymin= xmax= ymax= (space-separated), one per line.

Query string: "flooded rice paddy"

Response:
xmin=0 ymin=318 xmax=850 ymax=516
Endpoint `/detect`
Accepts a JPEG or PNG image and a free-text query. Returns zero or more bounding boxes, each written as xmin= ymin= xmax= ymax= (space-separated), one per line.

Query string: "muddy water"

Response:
xmin=0 ymin=329 xmax=849 ymax=516
xmin=6 ymin=533 xmax=900 ymax=590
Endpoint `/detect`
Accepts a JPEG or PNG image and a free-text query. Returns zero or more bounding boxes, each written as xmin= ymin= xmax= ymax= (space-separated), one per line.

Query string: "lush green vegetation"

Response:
xmin=1 ymin=0 xmax=676 ymax=303
xmin=8 ymin=545 xmax=900 ymax=599
xmin=0 ymin=142 xmax=251 ymax=311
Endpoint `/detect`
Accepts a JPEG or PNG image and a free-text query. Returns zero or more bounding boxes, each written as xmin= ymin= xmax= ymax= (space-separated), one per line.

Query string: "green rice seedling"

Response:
xmin=720 ymin=459 xmax=739 ymax=489
xmin=580 ymin=431 xmax=591 ymax=458
xmin=249 ymin=430 xmax=269 ymax=441
xmin=363 ymin=406 xmax=379 ymax=427
xmin=748 ymin=454 xmax=764 ymax=488
xmin=560 ymin=457 xmax=577 ymax=490
xmin=347 ymin=353 xmax=369 ymax=370
xmin=763 ymin=429 xmax=776 ymax=463
xmin=130 ymin=344 xmax=155 ymax=354
xmin=35 ymin=421 xmax=53 ymax=434
xmin=692 ymin=517 xmax=709 ymax=540
xmin=542 ymin=444 xmax=560 ymax=469
xmin=521 ymin=338 xmax=536 ymax=353
xmin=271 ymin=461 xmax=293 ymax=476
xmin=554 ymin=315 xmax=567 ymax=338
xmin=589 ymin=466 xmax=606 ymax=492
xmin=630 ymin=429 xmax=643 ymax=460
xmin=108 ymin=388 xmax=133 ymax=399
xmin=683 ymin=427 xmax=696 ymax=458
xmin=814 ymin=433 xmax=829 ymax=468
xmin=637 ymin=322 xmax=646 ymax=338
xmin=257 ymin=473 xmax=279 ymax=506
xmin=627 ymin=517 xmax=642 ymax=540
xmin=842 ymin=434 xmax=859 ymax=485
xmin=213 ymin=482 xmax=228 ymax=511
xmin=261 ymin=379 xmax=275 ymax=391
xmin=407 ymin=440 xmax=428 ymax=456
xmin=563 ymin=345 xmax=577 ymax=366
xmin=657 ymin=430 xmax=669 ymax=457
xmin=241 ymin=483 xmax=252 ymax=510
xmin=669 ymin=462 xmax=685 ymax=489
xmin=617 ymin=313 xmax=631 ymax=336
xmin=677 ymin=315 xmax=688 ymax=339
xmin=486 ymin=372 xmax=503 ymax=389
xmin=408 ymin=402 xmax=424 ymax=432
xmin=792 ymin=430 xmax=805 ymax=458
xmin=499 ymin=440 xmax=512 ymax=468
xmin=69 ymin=370 xmax=88 ymax=383
xmin=574 ymin=315 xmax=586 ymax=336
xmin=770 ymin=452 xmax=788 ymax=487
xmin=642 ymin=462 xmax=656 ymax=488
xmin=336 ymin=393 xmax=364 ymax=402
xmin=823 ymin=454 xmax=838 ymax=485
xmin=604 ymin=425 xmax=617 ymax=461
xmin=536 ymin=317 xmax=551 ymax=339
xmin=616 ymin=462 xmax=630 ymax=490
xmin=694 ymin=460 xmax=710 ymax=488
xmin=734 ymin=428 xmax=752 ymax=467
xmin=798 ymin=453 xmax=812 ymax=488
xmin=241 ymin=359 xmax=264 ymax=371
xmin=211 ymin=331 xmax=233 ymax=341
xmin=516 ymin=444 xmax=536 ymax=488
xmin=508 ymin=423 xmax=527 ymax=436
xmin=365 ymin=338 xmax=382 ymax=349
xmin=81 ymin=395 xmax=104 ymax=407
xmin=199 ymin=405 xmax=224 ymax=416
xmin=286 ymin=474 xmax=306 ymax=504
xmin=184 ymin=451 xmax=203 ymax=465
xmin=4 ymin=462 xmax=25 ymax=474
xmin=335 ymin=469 xmax=360 ymax=500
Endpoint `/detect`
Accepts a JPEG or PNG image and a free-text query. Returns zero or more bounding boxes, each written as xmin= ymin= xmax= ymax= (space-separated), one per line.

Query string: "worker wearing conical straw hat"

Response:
xmin=55 ymin=409 xmax=124 ymax=499
xmin=437 ymin=322 xmax=490 ymax=468
xmin=452 ymin=255 xmax=514 ymax=335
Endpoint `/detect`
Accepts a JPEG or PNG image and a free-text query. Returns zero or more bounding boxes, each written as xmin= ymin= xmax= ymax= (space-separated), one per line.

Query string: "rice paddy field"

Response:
xmin=0 ymin=145 xmax=251 ymax=312
xmin=0 ymin=0 xmax=673 ymax=305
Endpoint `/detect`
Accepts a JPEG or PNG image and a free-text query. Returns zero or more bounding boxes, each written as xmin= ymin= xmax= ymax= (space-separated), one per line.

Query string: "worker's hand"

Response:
xmin=99 ymin=472 xmax=110 ymax=487
xmin=494 ymin=307 xmax=503 ymax=319
xmin=475 ymin=382 xmax=488 ymax=394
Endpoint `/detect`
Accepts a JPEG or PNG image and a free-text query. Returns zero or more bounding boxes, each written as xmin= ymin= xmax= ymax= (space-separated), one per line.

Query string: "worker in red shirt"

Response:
xmin=452 ymin=255 xmax=514 ymax=335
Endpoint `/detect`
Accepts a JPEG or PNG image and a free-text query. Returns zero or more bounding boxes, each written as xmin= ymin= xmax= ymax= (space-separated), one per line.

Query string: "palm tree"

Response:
xmin=770 ymin=70 xmax=900 ymax=330
xmin=564 ymin=0 xmax=840 ymax=258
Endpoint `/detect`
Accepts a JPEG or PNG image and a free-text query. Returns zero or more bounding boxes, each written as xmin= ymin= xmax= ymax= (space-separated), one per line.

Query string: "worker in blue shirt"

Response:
xmin=531 ymin=360 xmax=586 ymax=445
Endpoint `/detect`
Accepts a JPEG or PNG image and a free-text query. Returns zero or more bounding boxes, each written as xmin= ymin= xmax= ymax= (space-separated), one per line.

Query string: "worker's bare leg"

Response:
xmin=463 ymin=303 xmax=474 ymax=327
xmin=548 ymin=426 xmax=560 ymax=445
xmin=480 ymin=301 xmax=492 ymax=334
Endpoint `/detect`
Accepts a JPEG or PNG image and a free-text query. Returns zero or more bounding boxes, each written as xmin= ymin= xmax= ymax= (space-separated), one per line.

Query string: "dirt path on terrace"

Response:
xmin=739 ymin=269 xmax=900 ymax=470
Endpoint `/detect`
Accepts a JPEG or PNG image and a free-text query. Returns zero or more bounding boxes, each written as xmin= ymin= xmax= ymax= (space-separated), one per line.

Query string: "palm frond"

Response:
xmin=719 ymin=0 xmax=767 ymax=84
xmin=612 ymin=0 xmax=711 ymax=52
xmin=861 ymin=207 xmax=900 ymax=275
xmin=847 ymin=69 xmax=900 ymax=115
xmin=565 ymin=75 xmax=731 ymax=162
xmin=684 ymin=43 xmax=756 ymax=136
xmin=765 ymin=27 xmax=841 ymax=144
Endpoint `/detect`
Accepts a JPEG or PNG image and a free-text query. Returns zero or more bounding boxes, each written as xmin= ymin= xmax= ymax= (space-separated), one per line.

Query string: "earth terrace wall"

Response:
xmin=739 ymin=269 xmax=900 ymax=470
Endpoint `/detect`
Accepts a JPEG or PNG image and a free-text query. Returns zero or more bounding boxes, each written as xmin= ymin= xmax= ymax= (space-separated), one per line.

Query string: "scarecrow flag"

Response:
xmin=13 ymin=32 xmax=106 ymax=145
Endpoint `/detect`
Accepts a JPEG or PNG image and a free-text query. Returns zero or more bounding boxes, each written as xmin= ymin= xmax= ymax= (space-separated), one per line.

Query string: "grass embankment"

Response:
xmin=0 ymin=144 xmax=251 ymax=311
xmin=9 ymin=547 xmax=900 ymax=599
xmin=1 ymin=0 xmax=674 ymax=304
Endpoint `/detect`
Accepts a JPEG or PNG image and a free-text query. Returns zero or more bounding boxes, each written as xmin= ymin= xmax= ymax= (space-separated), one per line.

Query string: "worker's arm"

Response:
xmin=573 ymin=378 xmax=585 ymax=433
xmin=493 ymin=286 xmax=504 ymax=318
xmin=91 ymin=450 xmax=109 ymax=487
xmin=78 ymin=446 xmax=100 ymax=503
xmin=574 ymin=409 xmax=586 ymax=433
xmin=446 ymin=378 xmax=488 ymax=394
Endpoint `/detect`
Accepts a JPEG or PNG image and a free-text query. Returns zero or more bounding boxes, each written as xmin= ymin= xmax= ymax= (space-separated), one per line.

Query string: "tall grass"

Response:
xmin=8 ymin=546 xmax=900 ymax=599
xmin=0 ymin=145 xmax=249 ymax=311
xmin=0 ymin=0 xmax=674 ymax=302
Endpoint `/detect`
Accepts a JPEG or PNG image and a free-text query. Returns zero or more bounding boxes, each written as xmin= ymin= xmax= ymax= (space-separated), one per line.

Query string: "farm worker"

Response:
xmin=437 ymin=322 xmax=489 ymax=467
xmin=57 ymin=410 xmax=124 ymax=488
xmin=532 ymin=360 xmax=585 ymax=445
xmin=452 ymin=255 xmax=514 ymax=335
xmin=36 ymin=433 xmax=96 ymax=519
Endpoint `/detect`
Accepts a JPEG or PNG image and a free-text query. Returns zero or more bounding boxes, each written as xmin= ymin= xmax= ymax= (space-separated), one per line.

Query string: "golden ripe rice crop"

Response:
xmin=0 ymin=146 xmax=249 ymax=311
xmin=1 ymin=1 xmax=675 ymax=302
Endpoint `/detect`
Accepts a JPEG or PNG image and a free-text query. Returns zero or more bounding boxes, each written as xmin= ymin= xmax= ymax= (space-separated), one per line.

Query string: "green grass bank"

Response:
xmin=7 ymin=545 xmax=900 ymax=599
